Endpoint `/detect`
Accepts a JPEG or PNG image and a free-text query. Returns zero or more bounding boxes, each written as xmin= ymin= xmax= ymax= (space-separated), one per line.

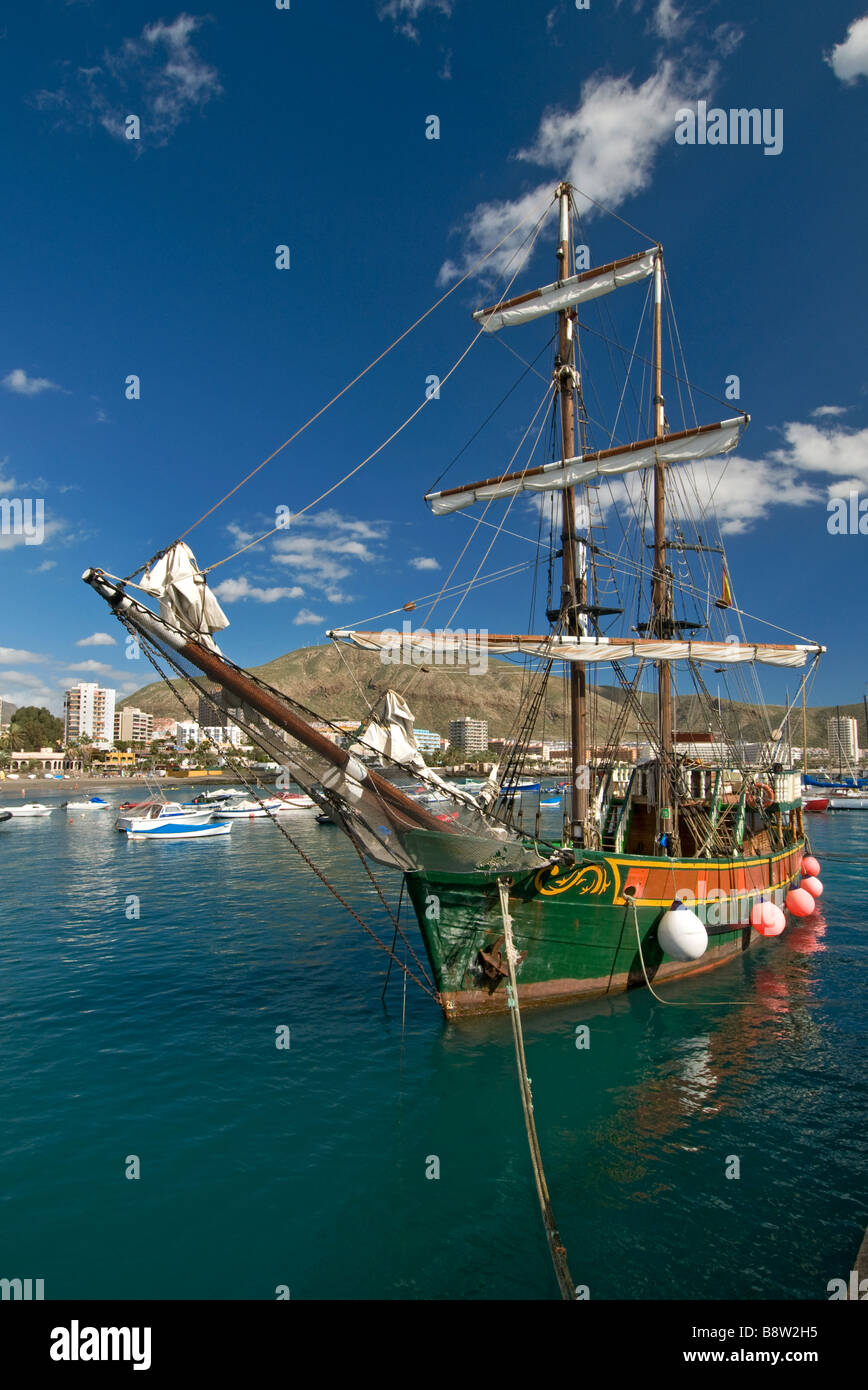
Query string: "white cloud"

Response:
xmin=377 ymin=0 xmax=452 ymax=41
xmin=301 ymin=509 xmax=387 ymax=540
xmin=63 ymin=660 xmax=117 ymax=675
xmin=410 ymin=556 xmax=440 ymax=570
xmin=601 ymin=454 xmax=822 ymax=536
xmin=827 ymin=15 xmax=868 ymax=84
xmin=34 ymin=12 xmax=222 ymax=146
xmin=439 ymin=59 xmax=707 ymax=283
xmin=226 ymin=520 xmax=255 ymax=546
xmin=294 ymin=608 xmax=325 ymax=625
xmin=34 ymin=560 xmax=57 ymax=572
xmin=0 ymin=647 xmax=48 ymax=663
xmin=273 ymin=525 xmax=380 ymax=593
xmin=76 ymin=632 xmax=117 ymax=647
xmin=211 ymin=576 xmax=304 ymax=604
xmin=0 ymin=515 xmax=65 ymax=552
xmin=651 ymin=0 xmax=688 ymax=40
xmin=767 ymin=420 xmax=868 ymax=493
xmin=810 ymin=404 xmax=848 ymax=418
xmin=2 ymin=368 xmax=62 ymax=396
xmin=0 ymin=670 xmax=58 ymax=709
xmin=598 ymin=416 xmax=868 ymax=534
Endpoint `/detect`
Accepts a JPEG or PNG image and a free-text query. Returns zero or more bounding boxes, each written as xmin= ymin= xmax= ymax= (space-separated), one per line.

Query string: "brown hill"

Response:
xmin=120 ymin=644 xmax=867 ymax=752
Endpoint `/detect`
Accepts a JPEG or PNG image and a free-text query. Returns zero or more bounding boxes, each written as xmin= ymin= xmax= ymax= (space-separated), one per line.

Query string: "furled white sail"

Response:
xmin=140 ymin=542 xmax=229 ymax=651
xmin=329 ymin=630 xmax=825 ymax=670
xmin=425 ymin=418 xmax=748 ymax=516
xmin=472 ymin=249 xmax=657 ymax=333
xmin=347 ymin=691 xmax=482 ymax=807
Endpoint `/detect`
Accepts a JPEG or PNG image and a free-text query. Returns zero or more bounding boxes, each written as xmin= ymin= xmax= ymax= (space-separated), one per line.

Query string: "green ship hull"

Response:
xmin=405 ymin=840 xmax=805 ymax=1018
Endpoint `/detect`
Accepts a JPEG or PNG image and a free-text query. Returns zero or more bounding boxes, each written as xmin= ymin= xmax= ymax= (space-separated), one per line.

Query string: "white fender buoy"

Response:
xmin=657 ymin=903 xmax=708 ymax=961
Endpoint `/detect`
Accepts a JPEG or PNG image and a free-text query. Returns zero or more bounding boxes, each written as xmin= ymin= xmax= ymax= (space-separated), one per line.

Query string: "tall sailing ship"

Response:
xmin=82 ymin=181 xmax=824 ymax=1017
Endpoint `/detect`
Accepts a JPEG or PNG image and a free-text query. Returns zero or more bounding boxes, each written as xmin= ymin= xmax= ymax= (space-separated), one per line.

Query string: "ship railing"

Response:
xmin=611 ymin=769 xmax=637 ymax=854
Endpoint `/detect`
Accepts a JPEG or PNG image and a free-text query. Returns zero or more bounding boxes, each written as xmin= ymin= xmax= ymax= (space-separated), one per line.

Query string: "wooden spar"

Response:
xmin=472 ymin=247 xmax=654 ymax=319
xmin=332 ymin=632 xmax=822 ymax=658
xmin=424 ymin=418 xmax=746 ymax=508
xmin=555 ymin=183 xmax=588 ymax=845
xmin=171 ymin=642 xmax=456 ymax=833
xmin=651 ymin=249 xmax=674 ymax=846
xmin=79 ymin=569 xmax=452 ymax=837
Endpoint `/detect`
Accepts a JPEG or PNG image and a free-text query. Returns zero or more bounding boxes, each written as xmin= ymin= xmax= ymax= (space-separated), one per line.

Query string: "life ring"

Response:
xmin=746 ymin=781 xmax=774 ymax=810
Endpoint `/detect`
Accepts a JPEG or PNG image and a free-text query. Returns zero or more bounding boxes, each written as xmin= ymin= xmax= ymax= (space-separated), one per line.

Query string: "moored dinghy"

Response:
xmin=116 ymin=801 xmax=214 ymax=832
xmin=125 ymin=819 xmax=231 ymax=841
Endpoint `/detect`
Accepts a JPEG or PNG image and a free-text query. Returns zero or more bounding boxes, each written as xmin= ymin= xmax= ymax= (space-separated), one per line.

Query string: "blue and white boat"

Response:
xmin=125 ymin=819 xmax=231 ymax=841
xmin=116 ymin=800 xmax=214 ymax=832
xmin=63 ymin=796 xmax=110 ymax=810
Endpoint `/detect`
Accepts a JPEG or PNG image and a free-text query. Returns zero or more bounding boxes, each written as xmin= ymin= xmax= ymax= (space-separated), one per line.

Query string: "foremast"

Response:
xmin=554 ymin=182 xmax=589 ymax=848
xmin=650 ymin=247 xmax=676 ymax=850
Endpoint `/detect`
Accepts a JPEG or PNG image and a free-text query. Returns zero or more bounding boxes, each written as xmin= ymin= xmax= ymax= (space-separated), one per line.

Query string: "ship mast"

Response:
xmin=651 ymin=248 xmax=675 ymax=848
xmin=555 ymin=183 xmax=588 ymax=847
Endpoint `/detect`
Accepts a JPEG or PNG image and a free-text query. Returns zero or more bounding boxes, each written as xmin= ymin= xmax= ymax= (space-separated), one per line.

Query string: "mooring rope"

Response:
xmin=496 ymin=879 xmax=576 ymax=1301
xmin=627 ymin=895 xmax=789 ymax=1008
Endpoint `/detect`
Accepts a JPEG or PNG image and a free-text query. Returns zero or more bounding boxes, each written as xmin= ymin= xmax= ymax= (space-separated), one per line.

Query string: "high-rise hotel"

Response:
xmin=63 ymin=683 xmax=116 ymax=748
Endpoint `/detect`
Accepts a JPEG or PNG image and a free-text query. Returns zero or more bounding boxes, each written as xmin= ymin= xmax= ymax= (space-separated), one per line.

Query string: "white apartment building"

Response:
xmin=201 ymin=724 xmax=243 ymax=749
xmin=64 ymin=683 xmax=116 ymax=748
xmin=175 ymin=721 xmax=200 ymax=748
xmin=827 ymin=715 xmax=860 ymax=765
xmin=448 ymin=717 xmax=489 ymax=754
xmin=113 ymin=707 xmax=154 ymax=744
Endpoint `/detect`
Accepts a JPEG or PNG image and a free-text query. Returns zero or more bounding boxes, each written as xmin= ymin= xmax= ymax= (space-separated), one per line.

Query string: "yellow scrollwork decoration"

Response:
xmin=534 ymin=863 xmax=611 ymax=897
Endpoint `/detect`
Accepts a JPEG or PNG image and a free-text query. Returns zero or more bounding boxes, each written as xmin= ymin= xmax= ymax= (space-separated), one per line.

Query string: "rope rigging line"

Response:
xmin=497 ymin=880 xmax=576 ymax=1302
xmin=201 ymin=203 xmax=555 ymax=576
xmin=125 ymin=614 xmax=441 ymax=1001
xmin=398 ymin=383 xmax=556 ymax=701
xmin=427 ymin=331 xmax=556 ymax=492
xmin=116 ymin=196 xmax=557 ymax=584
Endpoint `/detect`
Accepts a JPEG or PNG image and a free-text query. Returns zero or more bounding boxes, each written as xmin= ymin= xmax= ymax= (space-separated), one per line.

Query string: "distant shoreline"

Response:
xmin=0 ymin=772 xmax=246 ymax=794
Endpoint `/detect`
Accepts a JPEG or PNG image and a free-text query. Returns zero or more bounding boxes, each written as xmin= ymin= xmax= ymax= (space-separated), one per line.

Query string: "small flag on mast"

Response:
xmin=715 ymin=568 xmax=733 ymax=609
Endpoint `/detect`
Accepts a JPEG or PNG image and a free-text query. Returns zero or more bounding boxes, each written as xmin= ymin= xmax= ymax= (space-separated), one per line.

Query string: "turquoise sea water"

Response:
xmin=0 ymin=790 xmax=865 ymax=1301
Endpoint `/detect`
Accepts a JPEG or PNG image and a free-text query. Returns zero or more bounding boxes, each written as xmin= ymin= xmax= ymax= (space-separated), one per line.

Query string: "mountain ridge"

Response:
xmin=118 ymin=644 xmax=868 ymax=750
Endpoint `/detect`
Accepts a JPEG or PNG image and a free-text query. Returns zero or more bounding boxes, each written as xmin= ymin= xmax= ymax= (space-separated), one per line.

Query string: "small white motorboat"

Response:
xmin=116 ymin=801 xmax=214 ymax=832
xmin=212 ymin=797 xmax=283 ymax=819
xmin=4 ymin=803 xmax=53 ymax=818
xmin=827 ymin=791 xmax=868 ymax=810
xmin=126 ymin=819 xmax=231 ymax=841
xmin=63 ymin=796 xmax=110 ymax=810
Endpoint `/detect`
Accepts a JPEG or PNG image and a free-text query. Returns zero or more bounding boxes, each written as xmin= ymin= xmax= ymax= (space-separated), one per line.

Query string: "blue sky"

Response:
xmin=1 ymin=0 xmax=867 ymax=717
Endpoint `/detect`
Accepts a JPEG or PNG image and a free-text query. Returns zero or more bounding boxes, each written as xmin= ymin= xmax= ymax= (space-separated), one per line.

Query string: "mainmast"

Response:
xmin=555 ymin=183 xmax=588 ymax=847
xmin=651 ymin=248 xmax=675 ymax=848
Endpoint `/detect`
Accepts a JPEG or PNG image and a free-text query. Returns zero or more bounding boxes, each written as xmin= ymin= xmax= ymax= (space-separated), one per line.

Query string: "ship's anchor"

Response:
xmin=478 ymin=935 xmax=527 ymax=982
